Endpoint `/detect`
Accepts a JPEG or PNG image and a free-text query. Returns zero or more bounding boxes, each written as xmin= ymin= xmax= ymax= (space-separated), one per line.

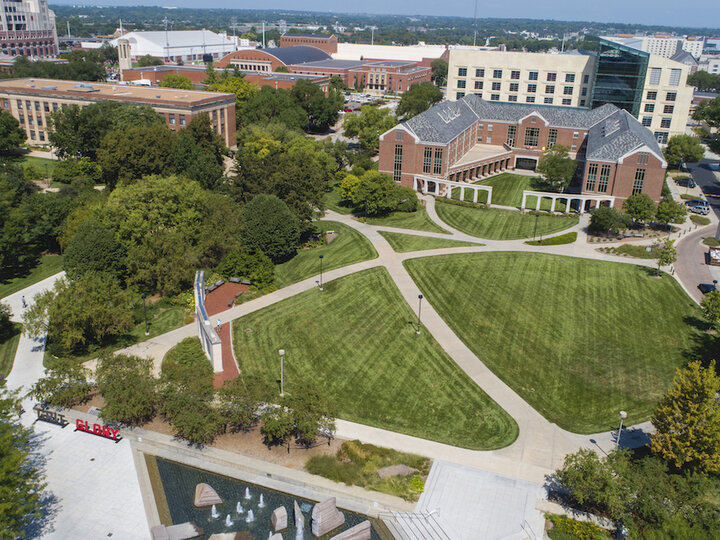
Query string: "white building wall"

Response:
xmin=110 ymin=30 xmax=238 ymax=62
xmin=639 ymin=55 xmax=693 ymax=141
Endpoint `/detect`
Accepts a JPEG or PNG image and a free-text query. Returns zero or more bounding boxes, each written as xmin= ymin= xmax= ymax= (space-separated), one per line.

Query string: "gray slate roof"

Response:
xmin=403 ymin=99 xmax=482 ymax=144
xmin=585 ymin=108 xmax=664 ymax=161
xmin=263 ymin=45 xmax=331 ymax=65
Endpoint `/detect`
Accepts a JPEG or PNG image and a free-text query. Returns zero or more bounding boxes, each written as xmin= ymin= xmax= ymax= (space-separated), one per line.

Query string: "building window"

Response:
xmin=509 ymin=83 xmax=519 ymax=92
xmin=475 ymin=68 xmax=484 ymax=77
xmin=655 ymin=131 xmax=669 ymax=144
xmin=34 ymin=101 xmax=40 ymax=111
xmin=488 ymin=124 xmax=493 ymax=131
xmin=642 ymin=116 xmax=652 ymax=126
xmin=36 ymin=116 xmax=42 ymax=126
xmin=637 ymin=152 xmax=649 ymax=165
xmin=39 ymin=131 xmax=44 ymax=141
xmin=477 ymin=136 xmax=483 ymax=143
xmin=458 ymin=67 xmax=467 ymax=77
xmin=29 ymin=130 xmax=35 ymax=140
xmin=580 ymin=100 xmax=586 ymax=106
xmin=649 ymin=68 xmax=662 ymax=85
xmin=493 ymin=69 xmax=502 ymax=78
xmin=663 ymin=104 xmax=674 ymax=114
xmin=423 ymin=147 xmax=432 ymax=174
xmin=598 ymin=165 xmax=611 ymax=193
xmin=571 ymin=144 xmax=577 ymax=151
xmin=547 ymin=72 xmax=557 ymax=82
xmin=478 ymin=123 xmax=484 ymax=129
xmin=669 ymin=68 xmax=681 ymax=86
xmin=507 ymin=125 xmax=516 ymax=147
xmin=457 ymin=79 xmax=466 ymax=88
xmin=526 ymin=96 xmax=535 ymax=103
xmin=524 ymin=127 xmax=540 ymax=147
xmin=646 ymin=91 xmax=657 ymax=100
xmin=632 ymin=168 xmax=645 ymax=194
xmin=644 ymin=103 xmax=655 ymax=113
xmin=583 ymin=74 xmax=590 ymax=84
xmin=562 ymin=98 xmax=571 ymax=105
xmin=660 ymin=117 xmax=671 ymax=128
xmin=529 ymin=71 xmax=538 ymax=81
xmin=1 ymin=99 xmax=7 ymax=109
xmin=586 ymin=163 xmax=598 ymax=191
xmin=666 ymin=92 xmax=677 ymax=101
xmin=508 ymin=95 xmax=518 ymax=102
xmin=545 ymin=85 xmax=555 ymax=94
xmin=511 ymin=70 xmax=520 ymax=79
xmin=492 ymin=81 xmax=501 ymax=91
xmin=565 ymin=73 xmax=575 ymax=83
xmin=573 ymin=131 xmax=579 ymax=139
xmin=491 ymin=94 xmax=499 ymax=101
xmin=474 ymin=80 xmax=483 ymax=90
xmin=433 ymin=148 xmax=443 ymax=174
xmin=527 ymin=84 xmax=537 ymax=93
xmin=456 ymin=92 xmax=465 ymax=99
xmin=43 ymin=102 xmax=49 ymax=112
xmin=393 ymin=144 xmax=403 ymax=182
xmin=563 ymin=86 xmax=573 ymax=95
xmin=486 ymin=137 xmax=492 ymax=144
xmin=16 ymin=100 xmax=22 ymax=109
xmin=544 ymin=97 xmax=553 ymax=104
xmin=52 ymin=103 xmax=58 ymax=111
xmin=179 ymin=115 xmax=186 ymax=125
xmin=548 ymin=128 xmax=557 ymax=147
xmin=581 ymin=87 xmax=587 ymax=96
xmin=169 ymin=113 xmax=175 ymax=124
xmin=18 ymin=114 xmax=24 ymax=123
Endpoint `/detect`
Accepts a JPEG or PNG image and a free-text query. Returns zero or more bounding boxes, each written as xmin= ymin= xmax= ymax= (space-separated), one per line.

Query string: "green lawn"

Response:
xmin=232 ymin=267 xmax=518 ymax=449
xmin=0 ymin=255 xmax=63 ymax=299
xmin=405 ymin=252 xmax=705 ymax=433
xmin=435 ymin=199 xmax=578 ymax=240
xmin=450 ymin=173 xmax=568 ymax=211
xmin=379 ymin=231 xmax=482 ymax=253
xmin=23 ymin=156 xmax=59 ymax=177
xmin=525 ymin=232 xmax=577 ymax=246
xmin=323 ymin=183 xmax=354 ymax=215
xmin=274 ymin=221 xmax=377 ymax=288
xmin=0 ymin=324 xmax=22 ymax=379
xmin=363 ymin=206 xmax=449 ymax=234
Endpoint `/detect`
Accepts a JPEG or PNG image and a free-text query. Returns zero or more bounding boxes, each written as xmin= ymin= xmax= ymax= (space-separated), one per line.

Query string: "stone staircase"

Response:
xmin=378 ymin=510 xmax=456 ymax=539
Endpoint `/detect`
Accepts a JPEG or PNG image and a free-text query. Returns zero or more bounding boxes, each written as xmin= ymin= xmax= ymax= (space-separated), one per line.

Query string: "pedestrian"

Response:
xmin=21 ymin=296 xmax=26 ymax=308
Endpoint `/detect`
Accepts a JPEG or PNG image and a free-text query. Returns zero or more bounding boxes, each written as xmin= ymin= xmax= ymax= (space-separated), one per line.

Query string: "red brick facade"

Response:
xmin=279 ymin=34 xmax=338 ymax=55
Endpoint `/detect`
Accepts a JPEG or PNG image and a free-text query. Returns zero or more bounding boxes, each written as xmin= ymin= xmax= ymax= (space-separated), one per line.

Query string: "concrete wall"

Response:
xmin=194 ymin=271 xmax=223 ymax=373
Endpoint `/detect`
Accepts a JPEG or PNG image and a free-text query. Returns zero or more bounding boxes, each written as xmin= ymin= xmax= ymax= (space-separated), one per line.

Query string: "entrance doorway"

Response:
xmin=515 ymin=157 xmax=538 ymax=171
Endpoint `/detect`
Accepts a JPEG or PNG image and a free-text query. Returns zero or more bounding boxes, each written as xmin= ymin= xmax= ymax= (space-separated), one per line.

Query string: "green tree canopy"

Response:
xmin=52 ymin=157 xmax=102 ymax=185
xmin=397 ymin=81 xmax=443 ymax=119
xmin=700 ymin=290 xmax=720 ymax=331
xmin=623 ymin=193 xmax=657 ymax=224
xmin=650 ymin=360 xmax=720 ymax=475
xmin=215 ymin=248 xmax=275 ymax=288
xmin=0 ymin=110 xmax=26 ymax=151
xmin=27 ymin=358 xmax=92 ymax=407
xmin=656 ymin=238 xmax=677 ymax=275
xmin=588 ymin=206 xmax=632 ymax=235
xmin=430 ymin=58 xmax=448 ymax=86
xmin=97 ymin=353 xmax=156 ymax=425
xmin=207 ymin=72 xmax=258 ymax=114
xmin=137 ymin=54 xmax=163 ymax=67
xmin=655 ymin=199 xmax=688 ymax=227
xmin=343 ymin=105 xmax=398 ymax=153
xmin=63 ymin=219 xmax=126 ymax=281
xmin=183 ymin=113 xmax=226 ymax=165
xmin=159 ymin=73 xmax=194 ymax=89
xmin=291 ymin=79 xmax=344 ymax=132
xmin=241 ymin=194 xmax=300 ymax=262
xmin=239 ymin=86 xmax=309 ymax=131
xmin=688 ymin=71 xmax=720 ymax=92
xmin=536 ymin=145 xmax=577 ymax=191
xmin=693 ymin=95 xmax=720 ymax=130
xmin=663 ymin=135 xmax=705 ymax=167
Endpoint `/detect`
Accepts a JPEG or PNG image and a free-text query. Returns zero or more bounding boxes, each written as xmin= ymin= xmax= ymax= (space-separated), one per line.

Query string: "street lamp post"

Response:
xmin=533 ymin=213 xmax=539 ymax=241
xmin=278 ymin=349 xmax=285 ymax=397
xmin=141 ymin=294 xmax=149 ymax=336
xmin=319 ymin=254 xmax=324 ymax=291
xmin=616 ymin=410 xmax=627 ymax=448
xmin=416 ymin=294 xmax=423 ymax=335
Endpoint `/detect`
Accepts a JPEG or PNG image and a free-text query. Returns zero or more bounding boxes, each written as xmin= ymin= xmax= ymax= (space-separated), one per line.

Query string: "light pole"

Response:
xmin=278 ymin=349 xmax=285 ymax=397
xmin=416 ymin=294 xmax=423 ymax=335
xmin=616 ymin=410 xmax=627 ymax=448
xmin=141 ymin=294 xmax=149 ymax=335
xmin=533 ymin=213 xmax=539 ymax=241
xmin=319 ymin=254 xmax=324 ymax=291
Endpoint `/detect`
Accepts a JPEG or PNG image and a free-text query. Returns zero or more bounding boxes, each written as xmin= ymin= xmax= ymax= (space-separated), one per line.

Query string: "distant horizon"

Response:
xmin=47 ymin=2 xmax=720 ymax=32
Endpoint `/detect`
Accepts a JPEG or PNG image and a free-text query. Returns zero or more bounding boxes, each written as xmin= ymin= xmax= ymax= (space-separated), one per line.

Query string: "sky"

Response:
xmin=52 ymin=1 xmax=720 ymax=29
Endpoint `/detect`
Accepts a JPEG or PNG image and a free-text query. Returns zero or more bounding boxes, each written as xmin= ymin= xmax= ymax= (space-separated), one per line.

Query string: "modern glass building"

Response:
xmin=591 ymin=38 xmax=650 ymax=116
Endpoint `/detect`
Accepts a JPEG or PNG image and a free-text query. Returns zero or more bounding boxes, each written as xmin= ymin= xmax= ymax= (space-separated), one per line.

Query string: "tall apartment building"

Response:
xmin=448 ymin=38 xmax=693 ymax=143
xmin=0 ymin=0 xmax=58 ymax=57
xmin=605 ymin=35 xmax=704 ymax=60
xmin=0 ymin=78 xmax=237 ymax=147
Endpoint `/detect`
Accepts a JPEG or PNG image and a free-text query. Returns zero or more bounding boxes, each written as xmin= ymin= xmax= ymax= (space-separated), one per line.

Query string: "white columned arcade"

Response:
xmin=413 ymin=175 xmax=493 ymax=206
xmin=520 ymin=190 xmax=615 ymax=214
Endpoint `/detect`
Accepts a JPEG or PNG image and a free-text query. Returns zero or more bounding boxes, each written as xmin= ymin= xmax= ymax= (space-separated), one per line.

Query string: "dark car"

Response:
xmin=698 ymin=283 xmax=717 ymax=294
xmin=674 ymin=177 xmax=696 ymax=188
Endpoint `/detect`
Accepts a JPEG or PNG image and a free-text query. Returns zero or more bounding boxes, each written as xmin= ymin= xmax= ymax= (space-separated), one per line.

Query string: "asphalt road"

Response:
xmin=688 ymin=159 xmax=720 ymax=222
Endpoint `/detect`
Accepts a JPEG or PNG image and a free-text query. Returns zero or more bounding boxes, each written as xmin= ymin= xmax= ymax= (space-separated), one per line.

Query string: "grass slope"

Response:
xmin=232 ymin=267 xmax=518 ymax=449
xmin=0 ymin=255 xmax=63 ymax=299
xmin=0 ymin=324 xmax=22 ymax=379
xmin=363 ymin=206 xmax=449 ymax=234
xmin=379 ymin=231 xmax=482 ymax=253
xmin=405 ymin=252 xmax=704 ymax=433
xmin=274 ymin=221 xmax=377 ymax=288
xmin=435 ymin=200 xmax=578 ymax=240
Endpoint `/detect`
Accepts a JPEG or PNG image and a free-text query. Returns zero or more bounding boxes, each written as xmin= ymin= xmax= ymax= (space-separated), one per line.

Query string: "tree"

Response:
xmin=650 ymin=360 xmax=720 ymax=474
xmin=97 ymin=125 xmax=176 ymax=188
xmin=623 ymin=193 xmax=656 ymax=224
xmin=343 ymin=105 xmax=398 ymax=153
xmin=693 ymin=96 xmax=720 ymax=130
xmin=663 ymin=135 xmax=705 ymax=168
xmin=287 ymin=382 xmax=335 ymax=445
xmin=207 ymin=73 xmax=258 ymax=113
xmin=656 ymin=238 xmax=677 ymax=275
xmin=430 ymin=58 xmax=448 ymax=86
xmin=588 ymin=206 xmax=631 ymax=235
xmin=241 ymin=194 xmax=300 ymax=262
xmin=215 ymin=248 xmax=275 ymax=288
xmin=97 ymin=353 xmax=156 ymax=425
xmin=63 ymin=219 xmax=125 ymax=281
xmin=536 ymin=145 xmax=577 ymax=191
xmin=655 ymin=199 xmax=687 ymax=228
xmin=218 ymin=375 xmax=268 ymax=431
xmin=397 ymin=81 xmax=443 ymax=119
xmin=0 ymin=110 xmax=26 ymax=151
xmin=0 ymin=387 xmax=45 ymax=539
xmin=338 ymin=173 xmax=362 ymax=203
xmin=137 ymin=54 xmax=163 ymax=67
xmin=183 ymin=113 xmax=225 ymax=165
xmin=52 ymin=157 xmax=102 ymax=185
xmin=27 ymin=359 xmax=91 ymax=407
xmin=240 ymin=87 xmax=308 ymax=131
xmin=328 ymin=75 xmax=348 ymax=93
xmin=261 ymin=406 xmax=294 ymax=445
xmin=0 ymin=301 xmax=13 ymax=341
xmin=688 ymin=71 xmax=720 ymax=92
xmin=700 ymin=290 xmax=720 ymax=330
xmin=159 ymin=74 xmax=194 ymax=90
xmin=291 ymin=79 xmax=344 ymax=132
xmin=274 ymin=66 xmax=290 ymax=73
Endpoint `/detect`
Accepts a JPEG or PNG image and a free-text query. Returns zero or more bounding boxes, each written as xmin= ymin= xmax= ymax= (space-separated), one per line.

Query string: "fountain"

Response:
xmin=245 ymin=509 xmax=255 ymax=523
xmin=244 ymin=487 xmax=252 ymax=500
xmin=236 ymin=501 xmax=244 ymax=514
xmin=211 ymin=505 xmax=220 ymax=519
xmin=225 ymin=514 xmax=233 ymax=527
xmin=258 ymin=494 xmax=266 ymax=508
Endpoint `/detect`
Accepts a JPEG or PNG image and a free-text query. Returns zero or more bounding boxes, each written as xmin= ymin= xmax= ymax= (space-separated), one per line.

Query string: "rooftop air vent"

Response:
xmin=40 ymin=86 xmax=57 ymax=90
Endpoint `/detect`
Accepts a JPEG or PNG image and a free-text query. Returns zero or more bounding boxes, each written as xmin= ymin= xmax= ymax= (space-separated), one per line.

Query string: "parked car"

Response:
xmin=686 ymin=199 xmax=710 ymax=214
xmin=707 ymin=163 xmax=720 ymax=172
xmin=674 ymin=177 xmax=696 ymax=188
xmin=698 ymin=283 xmax=717 ymax=294
xmin=343 ymin=107 xmax=353 ymax=112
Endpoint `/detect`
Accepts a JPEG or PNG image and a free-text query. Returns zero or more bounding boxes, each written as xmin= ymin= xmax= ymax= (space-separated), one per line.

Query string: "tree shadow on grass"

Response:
xmin=681 ymin=323 xmax=720 ymax=370
xmin=25 ymin=429 xmax=60 ymax=539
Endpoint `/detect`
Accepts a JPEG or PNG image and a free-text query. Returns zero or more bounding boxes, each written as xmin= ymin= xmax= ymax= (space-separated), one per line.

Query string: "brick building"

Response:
xmin=379 ymin=94 xmax=667 ymax=207
xmin=279 ymin=33 xmax=337 ymax=55
xmin=0 ymin=78 xmax=236 ymax=146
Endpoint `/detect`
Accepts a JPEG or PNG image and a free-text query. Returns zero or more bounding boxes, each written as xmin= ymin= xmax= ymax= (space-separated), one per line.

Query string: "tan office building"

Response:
xmin=0 ymin=78 xmax=237 ymax=147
